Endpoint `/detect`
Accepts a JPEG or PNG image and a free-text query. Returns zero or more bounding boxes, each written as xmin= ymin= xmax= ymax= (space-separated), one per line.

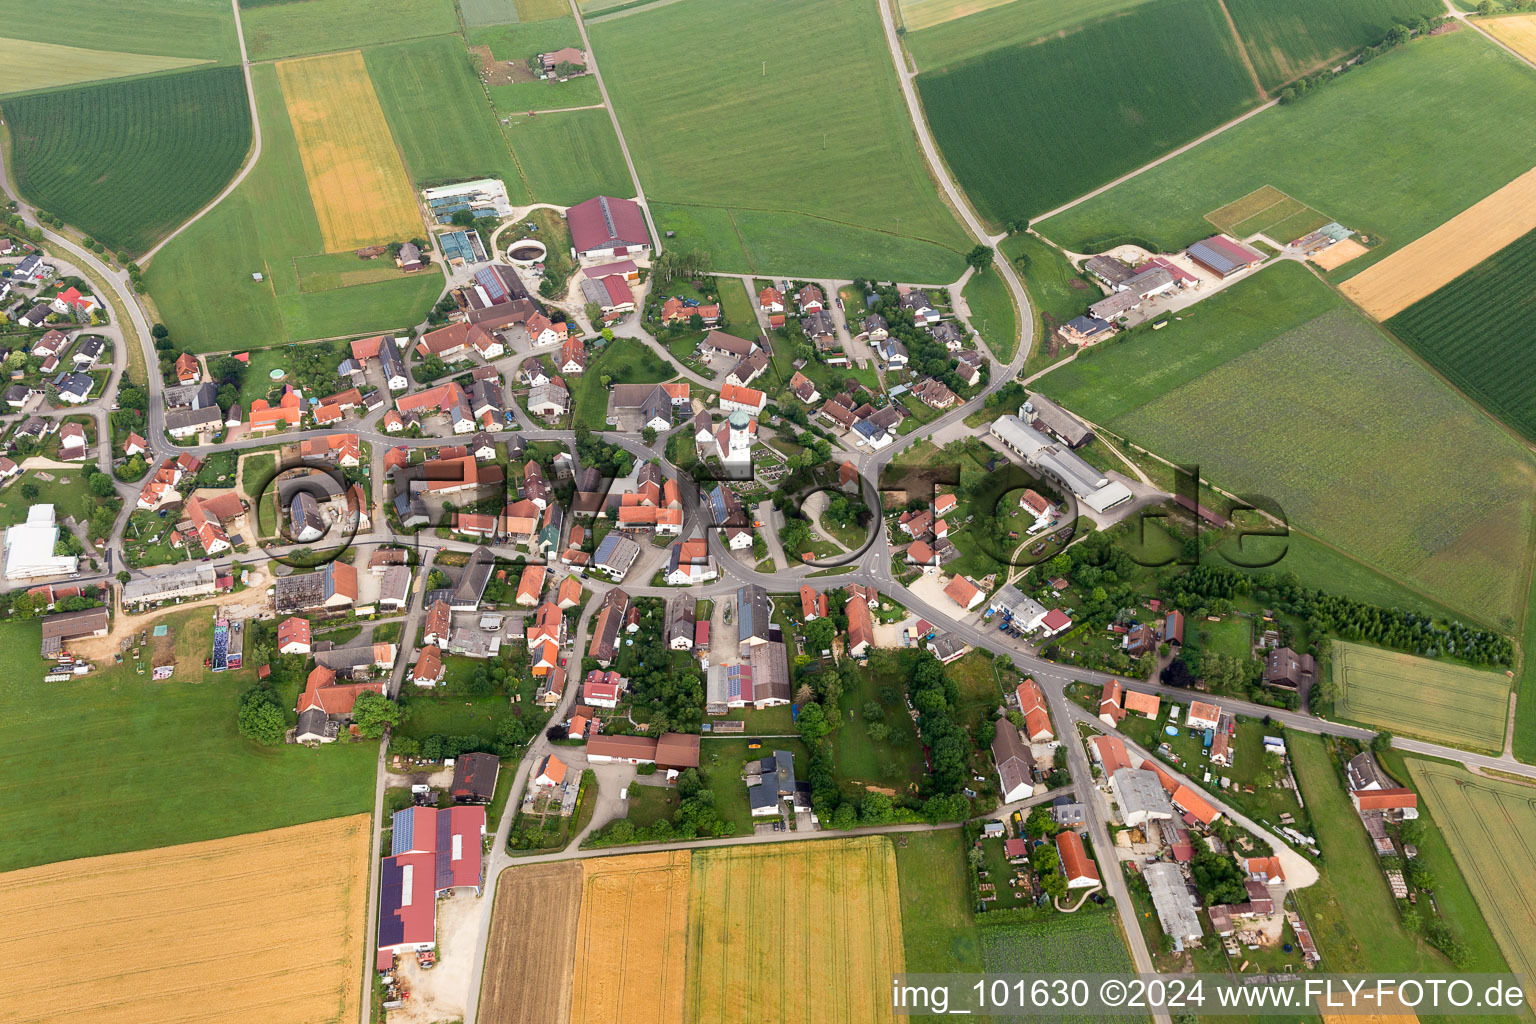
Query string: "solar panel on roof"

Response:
xmin=474 ymin=267 xmax=508 ymax=303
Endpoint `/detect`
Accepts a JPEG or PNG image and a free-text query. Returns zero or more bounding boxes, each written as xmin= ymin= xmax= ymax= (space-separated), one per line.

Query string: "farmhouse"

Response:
xmin=581 ymin=274 xmax=636 ymax=316
xmin=1024 ymin=393 xmax=1092 ymax=448
xmin=1084 ymin=255 xmax=1134 ymax=289
xmin=461 ymin=265 xmax=536 ymax=328
xmin=1055 ymin=830 xmax=1100 ymax=888
xmin=39 ymin=606 xmax=110 ymax=657
xmin=991 ymin=725 xmax=1036 ymax=802
xmin=568 ymin=195 xmax=652 ymax=260
xmin=1263 ymin=646 xmax=1315 ymax=690
xmin=273 ymin=561 xmax=358 ymax=614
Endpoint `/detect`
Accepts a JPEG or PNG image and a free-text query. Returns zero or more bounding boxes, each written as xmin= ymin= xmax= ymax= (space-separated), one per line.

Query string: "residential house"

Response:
xmin=991 ymin=725 xmax=1036 ymax=802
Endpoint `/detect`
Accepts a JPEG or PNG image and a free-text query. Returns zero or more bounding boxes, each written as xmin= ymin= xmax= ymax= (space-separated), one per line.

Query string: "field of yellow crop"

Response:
xmin=1341 ymin=164 xmax=1536 ymax=319
xmin=570 ymin=850 xmax=692 ymax=1024
xmin=685 ymin=837 xmax=906 ymax=1024
xmin=275 ymin=50 xmax=422 ymax=251
xmin=0 ymin=814 xmax=371 ymax=1024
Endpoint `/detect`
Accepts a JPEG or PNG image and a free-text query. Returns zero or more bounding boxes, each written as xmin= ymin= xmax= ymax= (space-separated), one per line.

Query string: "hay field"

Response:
xmin=686 ymin=837 xmax=905 ymax=1024
xmin=0 ymin=38 xmax=209 ymax=95
xmin=570 ymin=851 xmax=692 ymax=1024
xmin=1341 ymin=165 xmax=1536 ymax=319
xmin=1334 ymin=641 xmax=1510 ymax=751
xmin=0 ymin=815 xmax=371 ymax=1024
xmin=480 ymin=861 xmax=582 ymax=1024
xmin=1408 ymin=761 xmax=1536 ymax=994
xmin=1480 ymin=13 xmax=1536 ymax=63
xmin=275 ymin=50 xmax=422 ymax=251
xmin=1206 ymin=184 xmax=1327 ymax=244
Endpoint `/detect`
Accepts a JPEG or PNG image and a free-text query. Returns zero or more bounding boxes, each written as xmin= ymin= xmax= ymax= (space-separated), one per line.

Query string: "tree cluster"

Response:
xmin=1278 ymin=17 xmax=1445 ymax=105
xmin=237 ymin=685 xmax=287 ymax=745
xmin=1189 ymin=847 xmax=1248 ymax=906
xmin=1167 ymin=564 xmax=1513 ymax=666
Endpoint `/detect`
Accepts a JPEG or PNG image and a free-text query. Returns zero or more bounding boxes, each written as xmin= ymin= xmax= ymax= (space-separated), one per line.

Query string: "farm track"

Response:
xmin=140 ymin=0 xmax=262 ymax=266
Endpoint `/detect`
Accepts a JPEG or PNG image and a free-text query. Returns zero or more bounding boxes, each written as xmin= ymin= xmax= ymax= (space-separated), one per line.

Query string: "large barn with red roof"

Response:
xmin=567 ymin=195 xmax=652 ymax=260
xmin=377 ymin=805 xmax=486 ymax=953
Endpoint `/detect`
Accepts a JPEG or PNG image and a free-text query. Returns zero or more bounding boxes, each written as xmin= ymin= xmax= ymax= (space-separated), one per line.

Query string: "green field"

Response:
xmin=1036 ymin=263 xmax=1536 ymax=628
xmin=0 ymin=40 xmax=212 ymax=98
xmin=143 ymin=64 xmax=442 ymax=350
xmin=364 ymin=36 xmax=527 ymax=192
xmin=1037 ymin=31 xmax=1536 ymax=274
xmin=1334 ymin=641 xmax=1510 ymax=751
xmin=588 ymin=0 xmax=971 ymax=280
xmin=470 ymin=19 xmax=603 ymax=109
xmin=980 ymin=912 xmax=1136 ymax=1018
xmin=0 ymin=616 xmax=377 ymax=873
xmin=961 ymin=267 xmax=1017 ymax=361
xmin=460 ymin=0 xmax=519 ymax=26
xmin=1387 ymin=225 xmax=1536 ymax=443
xmin=1408 ymin=760 xmax=1536 ymax=989
xmin=502 ymin=107 xmax=633 ymax=206
xmin=917 ymin=0 xmax=1260 ymax=227
xmin=902 ymin=0 xmax=1158 ymax=68
xmin=0 ymin=0 xmax=238 ymax=65
xmin=5 ymin=67 xmax=251 ymax=253
xmin=1225 ymin=0 xmax=1444 ymax=92
xmin=242 ymin=0 xmax=460 ymax=61
xmin=894 ymin=830 xmax=983 ymax=975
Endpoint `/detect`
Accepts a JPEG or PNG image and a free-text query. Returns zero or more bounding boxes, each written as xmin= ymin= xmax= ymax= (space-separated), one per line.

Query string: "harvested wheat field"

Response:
xmin=1341 ymin=164 xmax=1536 ymax=318
xmin=1482 ymin=14 xmax=1536 ymax=64
xmin=1309 ymin=237 xmax=1368 ymax=271
xmin=0 ymin=814 xmax=371 ymax=1024
xmin=685 ymin=837 xmax=905 ymax=1024
xmin=275 ymin=50 xmax=422 ymax=251
xmin=480 ymin=861 xmax=583 ymax=1024
xmin=571 ymin=850 xmax=692 ymax=1024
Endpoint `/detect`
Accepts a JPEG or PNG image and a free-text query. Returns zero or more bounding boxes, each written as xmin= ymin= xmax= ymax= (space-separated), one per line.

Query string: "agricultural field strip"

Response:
xmin=1470 ymin=12 xmax=1536 ymax=64
xmin=274 ymin=50 xmax=423 ymax=251
xmin=1386 ymin=225 xmax=1536 ymax=442
xmin=1334 ymin=641 xmax=1509 ymax=749
xmin=0 ymin=815 xmax=371 ymax=1024
xmin=1408 ymin=763 xmax=1536 ymax=986
xmin=0 ymin=38 xmax=210 ymax=95
xmin=1206 ymin=184 xmax=1289 ymax=229
xmin=1223 ymin=0 xmax=1445 ymax=91
xmin=569 ymin=851 xmax=691 ymax=1024
xmin=1341 ymin=164 xmax=1536 ymax=319
xmin=479 ymin=862 xmax=581 ymax=1024
xmin=897 ymin=0 xmax=1019 ymax=32
xmin=686 ymin=837 xmax=904 ymax=1024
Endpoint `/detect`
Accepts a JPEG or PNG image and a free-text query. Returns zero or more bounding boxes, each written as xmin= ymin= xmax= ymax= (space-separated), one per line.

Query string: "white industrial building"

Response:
xmin=3 ymin=504 xmax=78 ymax=579
xmin=989 ymin=415 xmax=1133 ymax=513
xmin=1110 ymin=767 xmax=1175 ymax=828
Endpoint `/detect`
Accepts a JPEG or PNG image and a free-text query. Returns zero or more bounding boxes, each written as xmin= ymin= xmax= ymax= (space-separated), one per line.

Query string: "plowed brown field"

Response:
xmin=570 ymin=850 xmax=692 ymax=1024
xmin=275 ymin=50 xmax=422 ymax=251
xmin=479 ymin=861 xmax=582 ymax=1024
xmin=0 ymin=814 xmax=371 ymax=1024
xmin=1341 ymin=164 xmax=1536 ymax=318
xmin=685 ymin=837 xmax=905 ymax=1024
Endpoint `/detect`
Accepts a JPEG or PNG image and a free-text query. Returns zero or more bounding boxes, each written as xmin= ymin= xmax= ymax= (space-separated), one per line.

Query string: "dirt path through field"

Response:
xmin=1215 ymin=0 xmax=1268 ymax=99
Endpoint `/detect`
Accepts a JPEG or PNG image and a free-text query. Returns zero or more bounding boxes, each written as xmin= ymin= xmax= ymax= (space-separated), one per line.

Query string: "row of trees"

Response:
xmin=1278 ymin=17 xmax=1447 ymax=105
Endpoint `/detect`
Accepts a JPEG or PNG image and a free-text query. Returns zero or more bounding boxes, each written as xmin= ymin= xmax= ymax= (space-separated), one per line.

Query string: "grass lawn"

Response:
xmin=1333 ymin=640 xmax=1510 ymax=752
xmin=1190 ymin=615 xmax=1252 ymax=661
xmin=832 ymin=655 xmax=928 ymax=797
xmin=588 ymin=0 xmax=971 ymax=280
xmin=364 ymin=35 xmax=527 ymax=194
xmin=397 ymin=689 xmax=511 ymax=741
xmin=1035 ymin=263 xmax=1536 ymax=630
xmin=961 ymin=266 xmax=1018 ymax=361
xmin=0 ymin=469 xmax=92 ymax=528
xmin=0 ymin=615 xmax=376 ymax=872
xmin=142 ymin=63 xmax=442 ymax=351
xmin=1287 ymin=733 xmax=1442 ymax=973
xmin=571 ymin=342 xmax=673 ymax=430
xmin=717 ymin=703 xmax=796 ymax=735
xmin=241 ymin=0 xmax=460 ymax=61
xmin=893 ymin=829 xmax=983 ymax=980
xmin=1038 ymin=30 xmax=1536 ymax=279
xmin=716 ymin=276 xmax=757 ymax=332
xmin=502 ymin=107 xmax=633 ymax=206
xmin=623 ymin=782 xmax=679 ymax=830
